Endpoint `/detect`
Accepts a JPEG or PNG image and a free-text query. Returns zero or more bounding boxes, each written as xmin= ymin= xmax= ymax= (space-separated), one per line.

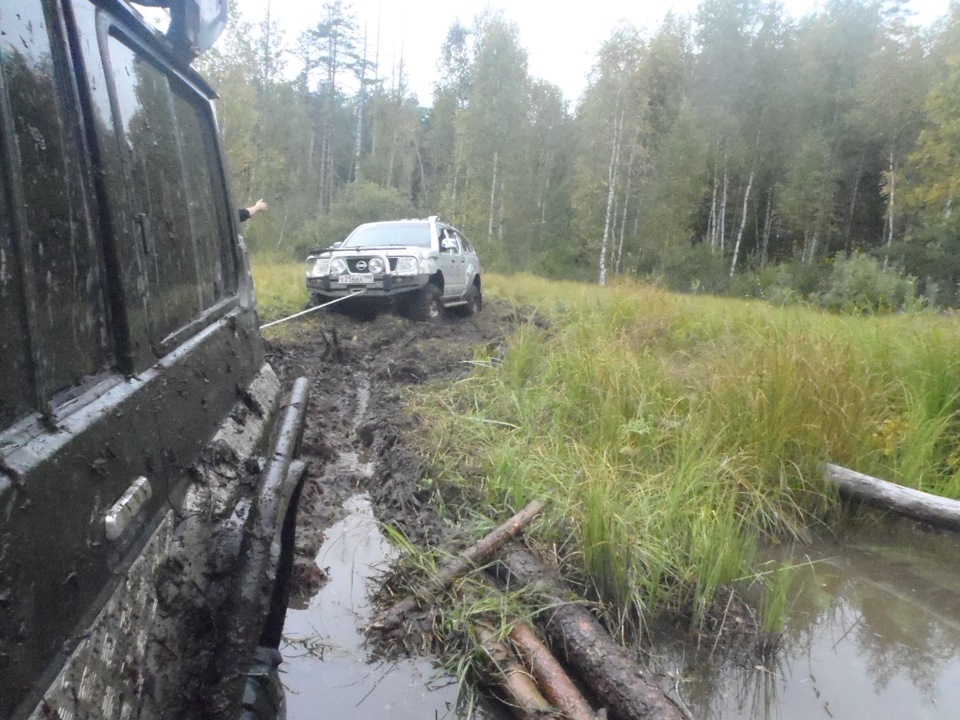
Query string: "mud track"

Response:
xmin=264 ymin=300 xmax=518 ymax=600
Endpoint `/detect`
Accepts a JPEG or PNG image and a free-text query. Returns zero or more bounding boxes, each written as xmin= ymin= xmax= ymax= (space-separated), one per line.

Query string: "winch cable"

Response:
xmin=259 ymin=290 xmax=368 ymax=330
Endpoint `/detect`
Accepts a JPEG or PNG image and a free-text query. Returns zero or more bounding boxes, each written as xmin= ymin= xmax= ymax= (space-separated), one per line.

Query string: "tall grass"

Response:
xmin=250 ymin=256 xmax=310 ymax=323
xmin=419 ymin=274 xmax=960 ymax=635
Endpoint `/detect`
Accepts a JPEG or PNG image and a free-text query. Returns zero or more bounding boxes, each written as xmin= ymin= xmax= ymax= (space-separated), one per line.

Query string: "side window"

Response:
xmin=439 ymin=227 xmax=459 ymax=253
xmin=0 ymin=157 xmax=33 ymax=426
xmin=458 ymin=233 xmax=474 ymax=254
xmin=106 ymin=32 xmax=235 ymax=349
xmin=0 ymin=0 xmax=108 ymax=419
xmin=173 ymin=90 xmax=236 ymax=303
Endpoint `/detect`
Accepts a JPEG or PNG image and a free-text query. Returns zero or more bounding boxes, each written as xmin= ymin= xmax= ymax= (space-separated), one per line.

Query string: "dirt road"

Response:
xmin=264 ymin=299 xmax=517 ymax=601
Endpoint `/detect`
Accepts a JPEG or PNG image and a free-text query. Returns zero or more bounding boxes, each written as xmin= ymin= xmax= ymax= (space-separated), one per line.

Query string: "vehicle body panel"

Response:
xmin=0 ymin=1 xmax=305 ymax=718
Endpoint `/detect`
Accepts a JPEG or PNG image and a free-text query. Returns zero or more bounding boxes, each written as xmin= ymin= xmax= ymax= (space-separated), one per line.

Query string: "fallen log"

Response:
xmin=373 ymin=500 xmax=546 ymax=629
xmin=475 ymin=623 xmax=560 ymax=720
xmin=824 ymin=463 xmax=960 ymax=532
xmin=509 ymin=621 xmax=605 ymax=720
xmin=495 ymin=547 xmax=686 ymax=720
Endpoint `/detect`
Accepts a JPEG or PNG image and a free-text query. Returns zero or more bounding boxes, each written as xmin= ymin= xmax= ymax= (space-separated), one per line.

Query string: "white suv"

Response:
xmin=305 ymin=216 xmax=482 ymax=320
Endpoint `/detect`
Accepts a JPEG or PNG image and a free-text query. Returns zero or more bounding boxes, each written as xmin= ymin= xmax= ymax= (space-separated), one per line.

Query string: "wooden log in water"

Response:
xmin=475 ymin=622 xmax=561 ymax=720
xmin=495 ymin=547 xmax=687 ymax=720
xmin=508 ymin=620 xmax=605 ymax=720
xmin=824 ymin=463 xmax=960 ymax=532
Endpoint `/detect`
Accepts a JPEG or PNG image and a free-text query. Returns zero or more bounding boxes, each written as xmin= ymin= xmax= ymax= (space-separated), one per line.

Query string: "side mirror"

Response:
xmin=166 ymin=0 xmax=229 ymax=60
xmin=331 ymin=241 xmax=343 ymax=249
xmin=440 ymin=238 xmax=457 ymax=252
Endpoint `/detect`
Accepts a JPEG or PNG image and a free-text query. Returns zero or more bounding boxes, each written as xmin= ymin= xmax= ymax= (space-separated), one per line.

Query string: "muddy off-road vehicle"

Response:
xmin=305 ymin=217 xmax=483 ymax=320
xmin=0 ymin=1 xmax=307 ymax=719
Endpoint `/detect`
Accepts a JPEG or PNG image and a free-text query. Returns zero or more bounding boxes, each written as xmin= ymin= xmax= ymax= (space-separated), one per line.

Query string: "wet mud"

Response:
xmin=265 ymin=300 xmax=516 ymax=589
xmin=264 ymin=300 xmax=517 ymax=712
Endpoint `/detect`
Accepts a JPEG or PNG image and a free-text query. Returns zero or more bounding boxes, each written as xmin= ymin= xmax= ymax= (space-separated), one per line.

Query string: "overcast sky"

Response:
xmin=233 ymin=0 xmax=952 ymax=105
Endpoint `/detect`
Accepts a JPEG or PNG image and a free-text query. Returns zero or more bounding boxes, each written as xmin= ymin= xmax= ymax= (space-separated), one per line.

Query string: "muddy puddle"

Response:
xmin=280 ymin=493 xmax=498 ymax=720
xmin=651 ymin=510 xmax=960 ymax=720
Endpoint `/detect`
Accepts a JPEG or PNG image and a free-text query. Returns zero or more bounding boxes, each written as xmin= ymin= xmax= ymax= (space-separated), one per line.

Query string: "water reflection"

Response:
xmin=651 ymin=511 xmax=960 ymax=719
xmin=281 ymin=494 xmax=499 ymax=720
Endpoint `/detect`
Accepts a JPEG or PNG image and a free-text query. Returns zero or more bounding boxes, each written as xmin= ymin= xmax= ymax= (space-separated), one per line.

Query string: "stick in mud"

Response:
xmin=371 ymin=500 xmax=546 ymax=630
xmin=494 ymin=547 xmax=687 ymax=720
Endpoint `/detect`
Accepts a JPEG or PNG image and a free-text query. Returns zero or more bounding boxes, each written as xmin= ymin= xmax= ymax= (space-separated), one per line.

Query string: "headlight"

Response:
xmin=368 ymin=257 xmax=385 ymax=274
xmin=308 ymin=257 xmax=331 ymax=277
xmin=394 ymin=256 xmax=418 ymax=275
xmin=330 ymin=258 xmax=348 ymax=276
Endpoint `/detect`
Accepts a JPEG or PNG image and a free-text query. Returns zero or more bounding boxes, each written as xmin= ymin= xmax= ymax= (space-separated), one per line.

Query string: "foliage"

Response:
xmin=288 ymin=182 xmax=417 ymax=256
xmin=813 ymin=252 xmax=916 ymax=313
xmin=209 ymin=0 xmax=959 ymax=304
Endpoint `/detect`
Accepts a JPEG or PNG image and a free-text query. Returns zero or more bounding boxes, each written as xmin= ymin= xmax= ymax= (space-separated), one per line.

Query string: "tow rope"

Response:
xmin=259 ymin=290 xmax=368 ymax=330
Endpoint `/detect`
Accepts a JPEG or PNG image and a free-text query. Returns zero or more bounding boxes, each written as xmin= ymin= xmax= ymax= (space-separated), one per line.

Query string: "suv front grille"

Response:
xmin=345 ymin=257 xmax=399 ymax=272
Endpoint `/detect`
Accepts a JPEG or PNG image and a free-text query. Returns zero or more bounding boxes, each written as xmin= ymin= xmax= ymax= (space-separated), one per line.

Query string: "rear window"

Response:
xmin=343 ymin=222 xmax=432 ymax=248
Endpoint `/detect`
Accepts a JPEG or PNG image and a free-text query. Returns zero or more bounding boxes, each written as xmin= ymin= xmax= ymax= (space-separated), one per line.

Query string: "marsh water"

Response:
xmin=280 ymin=493 xmax=501 ymax=720
xmin=280 ymin=484 xmax=960 ymax=720
xmin=650 ymin=509 xmax=960 ymax=720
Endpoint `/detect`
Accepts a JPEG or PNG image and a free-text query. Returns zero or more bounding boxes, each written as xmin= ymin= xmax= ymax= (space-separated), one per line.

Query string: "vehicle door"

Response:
xmin=0 ymin=3 xmax=169 ymax=716
xmin=437 ymin=225 xmax=465 ymax=297
xmin=0 ymin=1 xmax=259 ymax=716
xmin=455 ymin=230 xmax=479 ymax=288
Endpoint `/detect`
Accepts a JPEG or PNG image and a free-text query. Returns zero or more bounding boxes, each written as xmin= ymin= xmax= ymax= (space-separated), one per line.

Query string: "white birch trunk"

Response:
xmin=760 ymin=193 xmax=772 ymax=269
xmin=488 ymin=150 xmax=498 ymax=237
xmin=718 ymin=162 xmax=728 ymax=254
xmin=806 ymin=225 xmax=820 ymax=265
xmin=599 ymin=108 xmax=624 ymax=286
xmin=387 ymin=127 xmax=398 ymax=187
xmin=844 ymin=150 xmax=865 ymax=256
xmin=498 ymin=182 xmax=504 ymax=242
xmin=452 ymin=138 xmax=463 ymax=217
xmin=729 ymin=166 xmax=754 ymax=277
xmin=539 ymin=177 xmax=549 ymax=243
xmin=615 ymin=132 xmax=639 ymax=276
xmin=884 ymin=147 xmax=896 ymax=269
xmin=708 ymin=165 xmax=718 ymax=254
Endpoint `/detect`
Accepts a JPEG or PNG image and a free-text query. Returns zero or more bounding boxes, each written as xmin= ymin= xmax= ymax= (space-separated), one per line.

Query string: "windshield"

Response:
xmin=343 ymin=222 xmax=432 ymax=248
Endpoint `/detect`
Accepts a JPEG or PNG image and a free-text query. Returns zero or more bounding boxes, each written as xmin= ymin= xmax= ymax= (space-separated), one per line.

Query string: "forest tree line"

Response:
xmin=199 ymin=0 xmax=960 ymax=308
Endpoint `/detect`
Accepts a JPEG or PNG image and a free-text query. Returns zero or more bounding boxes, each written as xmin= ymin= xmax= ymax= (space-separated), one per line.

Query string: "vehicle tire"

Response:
xmin=462 ymin=284 xmax=482 ymax=316
xmin=404 ymin=284 xmax=444 ymax=322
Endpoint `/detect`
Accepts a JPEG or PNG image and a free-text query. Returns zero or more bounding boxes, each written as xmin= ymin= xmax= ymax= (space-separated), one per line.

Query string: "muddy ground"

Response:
xmin=264 ymin=298 xmax=520 ymax=602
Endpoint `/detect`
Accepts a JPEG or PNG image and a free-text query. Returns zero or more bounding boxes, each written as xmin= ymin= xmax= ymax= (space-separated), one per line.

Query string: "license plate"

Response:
xmin=339 ymin=273 xmax=373 ymax=284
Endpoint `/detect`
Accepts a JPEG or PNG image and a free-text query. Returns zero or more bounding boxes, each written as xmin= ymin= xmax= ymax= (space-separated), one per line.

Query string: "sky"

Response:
xmin=233 ymin=0 xmax=953 ymax=105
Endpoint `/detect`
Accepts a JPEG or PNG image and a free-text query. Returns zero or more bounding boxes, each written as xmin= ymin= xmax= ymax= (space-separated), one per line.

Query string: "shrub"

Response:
xmin=288 ymin=182 xmax=417 ymax=258
xmin=813 ymin=252 xmax=916 ymax=314
xmin=657 ymin=244 xmax=730 ymax=295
